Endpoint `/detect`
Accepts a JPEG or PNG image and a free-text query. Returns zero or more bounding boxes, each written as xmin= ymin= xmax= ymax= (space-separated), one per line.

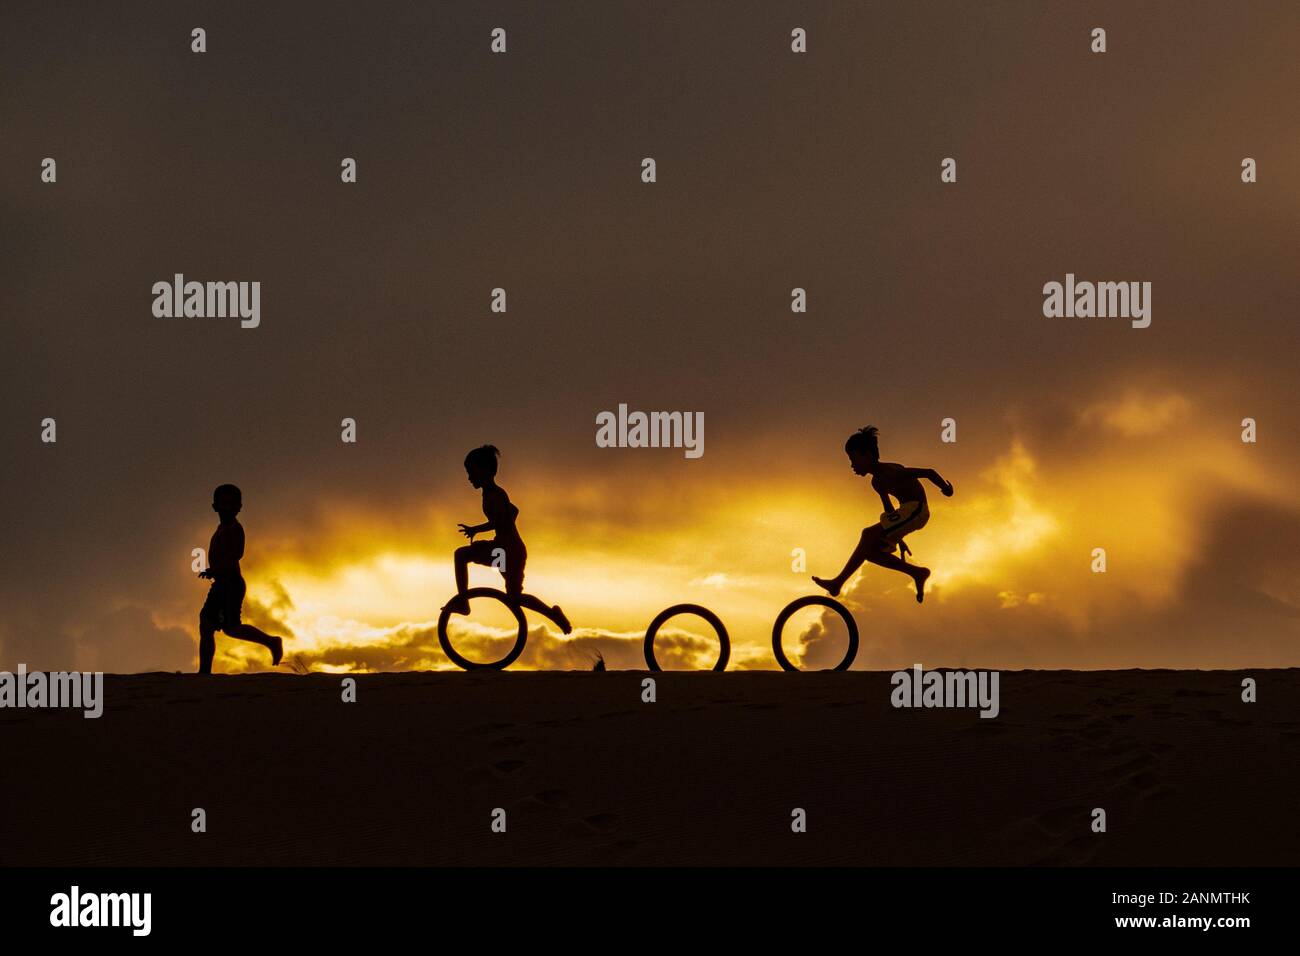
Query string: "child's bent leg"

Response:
xmin=514 ymin=593 xmax=573 ymax=634
xmin=223 ymin=624 xmax=284 ymax=665
xmin=454 ymin=546 xmax=471 ymax=596
xmin=441 ymin=547 xmax=474 ymax=614
xmin=864 ymin=547 xmax=930 ymax=603
xmin=199 ymin=618 xmax=216 ymax=674
xmin=504 ymin=568 xmax=571 ymax=634
xmin=863 ymin=547 xmax=911 ymax=574
xmin=813 ymin=526 xmax=882 ymax=596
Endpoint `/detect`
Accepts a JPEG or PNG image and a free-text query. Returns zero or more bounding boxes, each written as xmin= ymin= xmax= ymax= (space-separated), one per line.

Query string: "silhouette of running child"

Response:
xmin=442 ymin=445 xmax=572 ymax=632
xmin=197 ymin=484 xmax=285 ymax=672
xmin=813 ymin=426 xmax=953 ymax=604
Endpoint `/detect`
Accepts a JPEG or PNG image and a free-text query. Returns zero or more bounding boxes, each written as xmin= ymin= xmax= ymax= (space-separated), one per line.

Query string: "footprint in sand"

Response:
xmin=1027 ymin=830 xmax=1102 ymax=867
xmin=1036 ymin=805 xmax=1091 ymax=836
xmin=1042 ymin=833 xmax=1102 ymax=866
xmin=1204 ymin=710 xmax=1251 ymax=728
xmin=1142 ymin=784 xmax=1179 ymax=802
xmin=471 ymin=721 xmax=515 ymax=734
xmin=583 ymin=813 xmax=620 ymax=833
xmin=1079 ymin=718 xmax=1111 ymax=741
xmin=588 ymin=837 xmax=640 ymax=862
xmin=1123 ymin=770 xmax=1163 ymax=793
xmin=1105 ymin=752 xmax=1156 ymax=778
xmin=518 ymin=792 xmax=637 ymax=861
xmin=512 ymin=789 xmax=573 ymax=821
xmin=461 ymin=767 xmax=496 ymax=786
xmin=1091 ymin=694 xmax=1137 ymax=709
xmin=993 ymin=807 xmax=1099 ymax=866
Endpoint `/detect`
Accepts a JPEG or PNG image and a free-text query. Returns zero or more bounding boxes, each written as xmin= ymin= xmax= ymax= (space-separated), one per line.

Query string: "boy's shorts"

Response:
xmin=878 ymin=500 xmax=929 ymax=549
xmin=200 ymin=576 xmax=246 ymax=631
xmin=464 ymin=539 xmax=527 ymax=594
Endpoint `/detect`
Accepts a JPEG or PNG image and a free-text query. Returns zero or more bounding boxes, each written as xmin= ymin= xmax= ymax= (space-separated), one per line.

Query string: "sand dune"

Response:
xmin=2 ymin=670 xmax=1295 ymax=866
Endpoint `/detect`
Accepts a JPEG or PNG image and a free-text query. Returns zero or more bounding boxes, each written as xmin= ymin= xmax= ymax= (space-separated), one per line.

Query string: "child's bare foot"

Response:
xmin=441 ymin=595 xmax=470 ymax=616
xmin=270 ymin=636 xmax=284 ymax=666
xmin=912 ymin=567 xmax=931 ymax=604
xmin=811 ymin=575 xmax=841 ymax=597
xmin=552 ymin=605 xmax=572 ymax=634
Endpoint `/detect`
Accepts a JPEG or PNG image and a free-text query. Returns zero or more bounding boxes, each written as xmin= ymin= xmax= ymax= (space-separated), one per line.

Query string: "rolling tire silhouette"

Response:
xmin=644 ymin=604 xmax=730 ymax=672
xmin=438 ymin=588 xmax=528 ymax=671
xmin=772 ymin=595 xmax=859 ymax=671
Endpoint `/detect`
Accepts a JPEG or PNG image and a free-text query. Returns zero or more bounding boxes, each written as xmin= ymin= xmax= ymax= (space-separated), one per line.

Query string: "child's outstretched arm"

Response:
xmin=905 ymin=467 xmax=954 ymax=496
xmin=458 ymin=521 xmax=492 ymax=539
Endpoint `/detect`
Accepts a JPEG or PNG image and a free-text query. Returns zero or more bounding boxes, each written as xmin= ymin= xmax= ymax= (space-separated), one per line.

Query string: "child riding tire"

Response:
xmin=438 ymin=587 xmax=529 ymax=670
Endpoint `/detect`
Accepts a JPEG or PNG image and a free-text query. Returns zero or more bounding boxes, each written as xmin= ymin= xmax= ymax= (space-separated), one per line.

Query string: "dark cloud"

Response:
xmin=73 ymin=605 xmax=194 ymax=674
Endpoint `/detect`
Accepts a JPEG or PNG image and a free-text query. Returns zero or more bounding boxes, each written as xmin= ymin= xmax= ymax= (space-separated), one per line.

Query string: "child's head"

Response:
xmin=463 ymin=445 xmax=500 ymax=488
xmin=844 ymin=426 xmax=880 ymax=474
xmin=212 ymin=483 xmax=242 ymax=518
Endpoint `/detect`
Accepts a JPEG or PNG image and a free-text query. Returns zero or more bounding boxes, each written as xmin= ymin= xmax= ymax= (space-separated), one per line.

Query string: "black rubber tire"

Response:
xmin=643 ymin=603 xmax=730 ymax=672
xmin=771 ymin=595 xmax=859 ymax=671
xmin=437 ymin=588 xmax=528 ymax=671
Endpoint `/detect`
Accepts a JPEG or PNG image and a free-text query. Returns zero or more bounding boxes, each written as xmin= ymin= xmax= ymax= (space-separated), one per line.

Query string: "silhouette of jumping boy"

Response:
xmin=442 ymin=445 xmax=572 ymax=632
xmin=813 ymin=426 xmax=953 ymax=603
xmin=197 ymin=483 xmax=285 ymax=672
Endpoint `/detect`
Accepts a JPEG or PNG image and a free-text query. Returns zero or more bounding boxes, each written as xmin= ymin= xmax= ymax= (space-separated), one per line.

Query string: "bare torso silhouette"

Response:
xmin=812 ymin=426 xmax=953 ymax=604
xmin=443 ymin=445 xmax=571 ymax=634
xmin=870 ymin=461 xmax=928 ymax=508
xmin=197 ymin=485 xmax=285 ymax=672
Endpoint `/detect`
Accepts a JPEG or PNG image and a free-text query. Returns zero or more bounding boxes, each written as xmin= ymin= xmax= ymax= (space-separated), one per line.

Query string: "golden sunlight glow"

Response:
xmin=182 ymin=386 xmax=1296 ymax=672
xmin=923 ymin=441 xmax=1058 ymax=594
